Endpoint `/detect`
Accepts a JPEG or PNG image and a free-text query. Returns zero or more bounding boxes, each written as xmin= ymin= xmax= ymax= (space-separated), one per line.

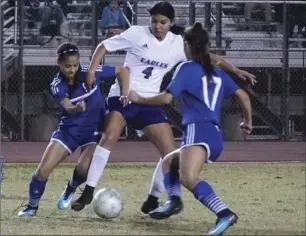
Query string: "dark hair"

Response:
xmin=148 ymin=1 xmax=175 ymax=21
xmin=184 ymin=22 xmax=215 ymax=78
xmin=57 ymin=42 xmax=80 ymax=63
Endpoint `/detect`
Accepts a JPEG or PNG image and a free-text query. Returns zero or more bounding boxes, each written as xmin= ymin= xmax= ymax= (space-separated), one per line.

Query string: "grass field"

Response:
xmin=1 ymin=163 xmax=305 ymax=235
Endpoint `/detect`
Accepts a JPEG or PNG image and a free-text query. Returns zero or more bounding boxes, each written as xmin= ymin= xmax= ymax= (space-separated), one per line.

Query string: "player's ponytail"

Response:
xmin=184 ymin=22 xmax=215 ymax=79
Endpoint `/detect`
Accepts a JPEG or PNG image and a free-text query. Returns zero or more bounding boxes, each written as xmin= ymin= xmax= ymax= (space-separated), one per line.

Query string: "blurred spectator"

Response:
xmin=244 ymin=3 xmax=272 ymax=23
xmin=55 ymin=0 xmax=72 ymax=17
xmin=100 ymin=1 xmax=126 ymax=37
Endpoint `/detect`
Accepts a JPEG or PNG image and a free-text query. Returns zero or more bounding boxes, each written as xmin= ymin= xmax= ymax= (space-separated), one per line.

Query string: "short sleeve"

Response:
xmin=102 ymin=26 xmax=140 ymax=52
xmin=221 ymin=71 xmax=240 ymax=98
xmin=50 ymin=78 xmax=68 ymax=103
xmin=95 ymin=65 xmax=116 ymax=79
xmin=80 ymin=64 xmax=116 ymax=82
xmin=166 ymin=62 xmax=190 ymax=97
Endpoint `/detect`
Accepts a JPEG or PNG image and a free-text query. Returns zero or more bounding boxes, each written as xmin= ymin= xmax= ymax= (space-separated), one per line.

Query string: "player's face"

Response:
xmin=184 ymin=41 xmax=192 ymax=60
xmin=150 ymin=14 xmax=172 ymax=40
xmin=58 ymin=55 xmax=80 ymax=80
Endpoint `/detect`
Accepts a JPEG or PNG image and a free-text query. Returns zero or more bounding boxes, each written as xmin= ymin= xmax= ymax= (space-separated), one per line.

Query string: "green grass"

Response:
xmin=1 ymin=163 xmax=305 ymax=235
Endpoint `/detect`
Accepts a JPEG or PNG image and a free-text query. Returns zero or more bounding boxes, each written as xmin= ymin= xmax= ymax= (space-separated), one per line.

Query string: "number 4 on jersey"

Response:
xmin=142 ymin=67 xmax=154 ymax=79
xmin=202 ymin=76 xmax=222 ymax=111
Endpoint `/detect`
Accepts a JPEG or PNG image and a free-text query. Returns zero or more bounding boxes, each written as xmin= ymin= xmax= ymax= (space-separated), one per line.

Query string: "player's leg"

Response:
xmin=180 ymin=145 xmax=237 ymax=235
xmin=152 ymin=123 xmax=237 ymax=233
xmin=18 ymin=136 xmax=72 ymax=217
xmin=140 ymin=107 xmax=180 ymax=214
xmin=57 ymin=143 xmax=96 ymax=210
xmin=71 ymin=110 xmax=127 ymax=211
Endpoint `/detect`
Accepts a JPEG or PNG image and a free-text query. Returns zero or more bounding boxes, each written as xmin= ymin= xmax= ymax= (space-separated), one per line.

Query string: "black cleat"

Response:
xmin=141 ymin=195 xmax=159 ymax=214
xmin=71 ymin=185 xmax=94 ymax=212
xmin=149 ymin=196 xmax=183 ymax=220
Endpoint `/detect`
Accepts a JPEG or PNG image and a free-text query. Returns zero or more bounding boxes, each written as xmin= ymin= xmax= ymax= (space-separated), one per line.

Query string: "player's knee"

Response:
xmin=100 ymin=128 xmax=121 ymax=148
xmin=180 ymin=170 xmax=197 ymax=191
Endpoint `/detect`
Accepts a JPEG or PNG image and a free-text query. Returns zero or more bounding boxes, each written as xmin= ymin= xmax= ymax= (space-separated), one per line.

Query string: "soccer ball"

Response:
xmin=92 ymin=187 xmax=123 ymax=219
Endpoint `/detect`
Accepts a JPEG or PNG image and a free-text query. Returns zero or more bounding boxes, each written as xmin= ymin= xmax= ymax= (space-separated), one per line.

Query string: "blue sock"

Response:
xmin=193 ymin=180 xmax=228 ymax=215
xmin=68 ymin=167 xmax=86 ymax=189
xmin=28 ymin=174 xmax=47 ymax=208
xmin=163 ymin=171 xmax=181 ymax=198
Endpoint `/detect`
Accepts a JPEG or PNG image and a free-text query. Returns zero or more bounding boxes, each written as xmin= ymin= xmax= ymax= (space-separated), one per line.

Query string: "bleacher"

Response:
xmin=1 ymin=1 xmax=305 ymax=141
xmin=2 ymin=1 xmax=303 ymax=67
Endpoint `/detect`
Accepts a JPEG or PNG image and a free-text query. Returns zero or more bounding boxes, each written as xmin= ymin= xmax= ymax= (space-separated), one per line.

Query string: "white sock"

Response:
xmin=148 ymin=158 xmax=166 ymax=198
xmin=86 ymin=146 xmax=110 ymax=187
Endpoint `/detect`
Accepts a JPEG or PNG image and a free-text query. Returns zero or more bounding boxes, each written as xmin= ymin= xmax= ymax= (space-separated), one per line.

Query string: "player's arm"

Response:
xmin=87 ymin=26 xmax=137 ymax=76
xmin=129 ymin=62 xmax=187 ymax=105
xmin=130 ymin=91 xmax=174 ymax=105
xmin=234 ymin=89 xmax=252 ymax=127
xmin=115 ymin=66 xmax=130 ymax=97
xmin=209 ymin=53 xmax=256 ymax=85
xmin=60 ymin=99 xmax=85 ymax=113
xmin=50 ymin=80 xmax=85 ymax=113
xmin=95 ymin=64 xmax=129 ymax=96
xmin=223 ymin=72 xmax=252 ymax=134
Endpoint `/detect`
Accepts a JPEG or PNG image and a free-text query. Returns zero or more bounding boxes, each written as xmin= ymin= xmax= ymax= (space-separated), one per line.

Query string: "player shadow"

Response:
xmin=129 ymin=214 xmax=305 ymax=235
xmin=129 ymin=214 xmax=212 ymax=235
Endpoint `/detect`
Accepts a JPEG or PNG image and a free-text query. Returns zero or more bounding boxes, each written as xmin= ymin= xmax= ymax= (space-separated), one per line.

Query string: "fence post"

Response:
xmin=189 ymin=0 xmax=195 ymax=25
xmin=215 ymin=2 xmax=222 ymax=55
xmin=91 ymin=1 xmax=98 ymax=54
xmin=281 ymin=2 xmax=289 ymax=140
xmin=303 ymin=50 xmax=306 ymax=141
xmin=133 ymin=1 xmax=138 ymax=25
xmin=0 ymin=2 xmax=3 ymax=140
xmin=204 ymin=3 xmax=211 ymax=31
xmin=17 ymin=0 xmax=25 ymax=140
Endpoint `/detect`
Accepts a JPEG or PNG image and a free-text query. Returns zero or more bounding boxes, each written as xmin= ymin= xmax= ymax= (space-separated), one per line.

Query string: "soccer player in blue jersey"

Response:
xmin=128 ymin=22 xmax=252 ymax=235
xmin=18 ymin=43 xmax=130 ymax=217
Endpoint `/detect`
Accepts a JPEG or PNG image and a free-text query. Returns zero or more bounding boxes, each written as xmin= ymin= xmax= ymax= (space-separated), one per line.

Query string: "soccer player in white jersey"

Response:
xmin=69 ymin=1 xmax=256 ymax=213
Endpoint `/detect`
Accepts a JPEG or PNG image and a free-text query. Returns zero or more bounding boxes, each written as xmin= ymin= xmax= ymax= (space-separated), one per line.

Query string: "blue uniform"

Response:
xmin=50 ymin=64 xmax=115 ymax=154
xmin=166 ymin=61 xmax=240 ymax=162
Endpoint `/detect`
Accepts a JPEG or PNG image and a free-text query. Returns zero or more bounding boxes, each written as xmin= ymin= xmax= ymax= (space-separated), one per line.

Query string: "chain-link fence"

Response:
xmin=1 ymin=0 xmax=305 ymax=142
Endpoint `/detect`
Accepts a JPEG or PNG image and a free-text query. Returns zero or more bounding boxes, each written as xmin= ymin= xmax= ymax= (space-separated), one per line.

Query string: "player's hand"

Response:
xmin=76 ymin=100 xmax=86 ymax=112
xmin=128 ymin=90 xmax=140 ymax=103
xmin=119 ymin=95 xmax=130 ymax=107
xmin=86 ymin=70 xmax=96 ymax=90
xmin=236 ymin=69 xmax=257 ymax=86
xmin=240 ymin=122 xmax=252 ymax=135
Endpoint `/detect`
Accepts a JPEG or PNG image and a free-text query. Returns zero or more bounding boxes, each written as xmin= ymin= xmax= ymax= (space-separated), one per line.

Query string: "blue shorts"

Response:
xmin=50 ymin=127 xmax=100 ymax=154
xmin=181 ymin=122 xmax=224 ymax=163
xmin=107 ymin=96 xmax=168 ymax=130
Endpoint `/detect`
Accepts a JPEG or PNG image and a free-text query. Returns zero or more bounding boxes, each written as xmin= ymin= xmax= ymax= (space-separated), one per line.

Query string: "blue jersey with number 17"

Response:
xmin=166 ymin=61 xmax=240 ymax=127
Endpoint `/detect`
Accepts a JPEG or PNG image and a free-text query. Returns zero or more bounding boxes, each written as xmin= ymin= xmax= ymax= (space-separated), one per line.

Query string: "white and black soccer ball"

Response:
xmin=92 ymin=187 xmax=123 ymax=219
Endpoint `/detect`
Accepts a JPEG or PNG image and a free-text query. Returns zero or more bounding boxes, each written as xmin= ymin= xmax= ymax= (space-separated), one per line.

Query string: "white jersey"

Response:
xmin=103 ymin=26 xmax=187 ymax=98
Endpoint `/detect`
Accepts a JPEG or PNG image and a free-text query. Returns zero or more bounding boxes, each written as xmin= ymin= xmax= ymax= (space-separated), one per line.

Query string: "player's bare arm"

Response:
xmin=129 ymin=90 xmax=173 ymax=105
xmin=60 ymin=98 xmax=86 ymax=113
xmin=115 ymin=66 xmax=130 ymax=96
xmin=209 ymin=53 xmax=257 ymax=85
xmin=86 ymin=43 xmax=107 ymax=87
xmin=234 ymin=89 xmax=253 ymax=134
xmin=115 ymin=66 xmax=130 ymax=106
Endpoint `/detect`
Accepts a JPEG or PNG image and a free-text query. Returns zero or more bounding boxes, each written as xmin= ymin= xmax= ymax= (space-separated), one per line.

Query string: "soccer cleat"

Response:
xmin=18 ymin=205 xmax=38 ymax=217
xmin=149 ymin=196 xmax=183 ymax=220
xmin=71 ymin=185 xmax=94 ymax=211
xmin=140 ymin=195 xmax=159 ymax=214
xmin=57 ymin=185 xmax=75 ymax=210
xmin=206 ymin=213 xmax=238 ymax=236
